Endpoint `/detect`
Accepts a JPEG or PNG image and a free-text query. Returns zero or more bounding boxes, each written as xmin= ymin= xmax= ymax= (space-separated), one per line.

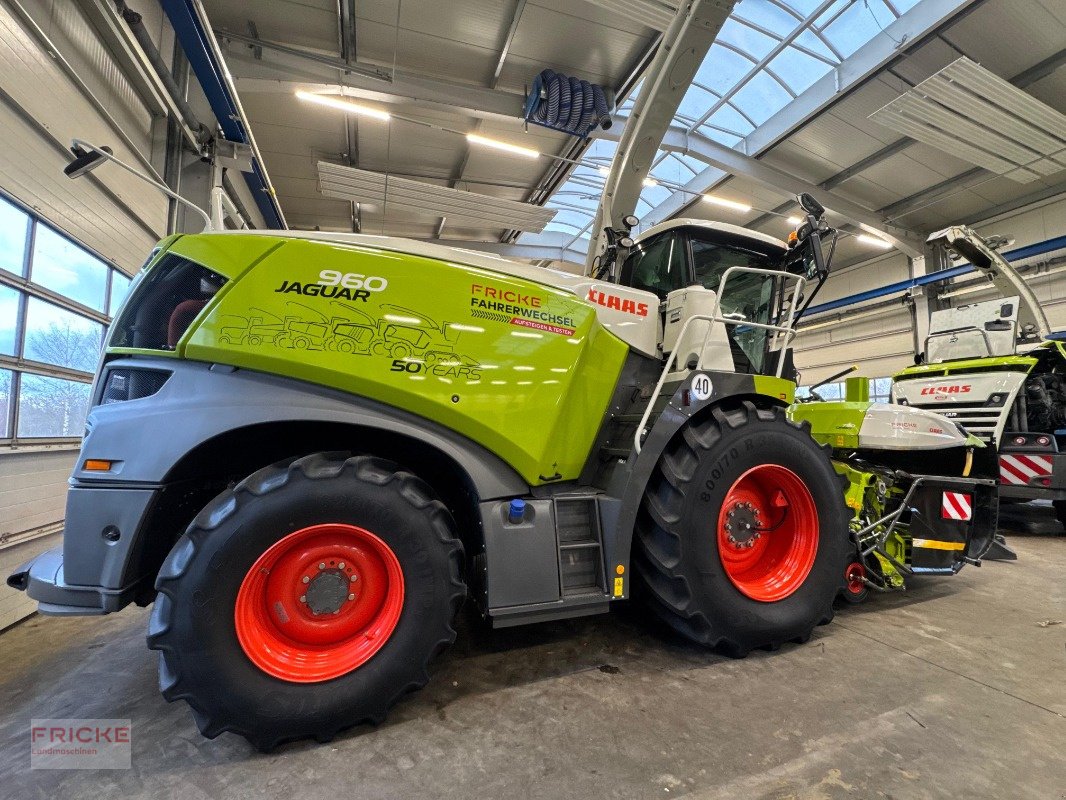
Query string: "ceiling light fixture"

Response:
xmin=295 ymin=90 xmax=391 ymax=120
xmin=857 ymin=234 xmax=893 ymax=249
xmin=703 ymin=195 xmax=752 ymax=213
xmin=466 ymin=133 xmax=540 ymax=159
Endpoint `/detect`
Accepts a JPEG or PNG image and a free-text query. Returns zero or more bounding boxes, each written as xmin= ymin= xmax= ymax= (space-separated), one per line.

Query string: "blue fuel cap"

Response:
xmin=508 ymin=499 xmax=526 ymax=524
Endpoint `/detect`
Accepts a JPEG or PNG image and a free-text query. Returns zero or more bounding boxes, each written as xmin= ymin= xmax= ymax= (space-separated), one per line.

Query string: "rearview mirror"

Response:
xmin=64 ymin=145 xmax=112 ymax=179
xmin=797 ymin=192 xmax=824 ymax=218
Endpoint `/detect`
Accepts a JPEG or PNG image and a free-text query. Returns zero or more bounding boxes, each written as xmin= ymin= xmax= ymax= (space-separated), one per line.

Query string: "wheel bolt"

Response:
xmin=725 ymin=523 xmax=732 ymax=531
xmin=319 ymin=562 xmax=326 ymax=570
xmin=347 ymin=593 xmax=355 ymax=601
xmin=302 ymin=576 xmax=310 ymax=584
xmin=299 ymin=595 xmax=306 ymax=603
xmin=338 ymin=562 xmax=345 ymax=569
xmin=350 ymin=575 xmax=358 ymax=582
xmin=728 ymin=510 xmax=735 ymax=518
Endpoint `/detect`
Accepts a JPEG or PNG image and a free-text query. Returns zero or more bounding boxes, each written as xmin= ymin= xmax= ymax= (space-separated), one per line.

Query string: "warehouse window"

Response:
xmin=871 ymin=377 xmax=893 ymax=403
xmin=0 ymin=192 xmax=133 ymax=446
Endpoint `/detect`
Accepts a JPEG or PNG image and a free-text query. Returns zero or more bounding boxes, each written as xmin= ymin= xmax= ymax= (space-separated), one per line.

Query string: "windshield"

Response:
xmin=691 ymin=237 xmax=778 ymax=374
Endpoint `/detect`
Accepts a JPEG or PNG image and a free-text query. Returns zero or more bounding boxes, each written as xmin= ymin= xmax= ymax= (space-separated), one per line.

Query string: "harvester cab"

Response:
xmin=894 ymin=225 xmax=1066 ymax=526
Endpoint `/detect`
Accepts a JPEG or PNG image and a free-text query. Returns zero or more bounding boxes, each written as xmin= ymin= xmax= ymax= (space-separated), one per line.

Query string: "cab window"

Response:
xmin=690 ymin=236 xmax=774 ymax=292
xmin=618 ymin=232 xmax=684 ymax=299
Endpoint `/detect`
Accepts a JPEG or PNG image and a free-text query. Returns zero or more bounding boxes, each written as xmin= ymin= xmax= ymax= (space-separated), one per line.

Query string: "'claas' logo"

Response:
xmin=586 ymin=289 xmax=649 ymax=317
xmin=920 ymin=384 xmax=972 ymax=395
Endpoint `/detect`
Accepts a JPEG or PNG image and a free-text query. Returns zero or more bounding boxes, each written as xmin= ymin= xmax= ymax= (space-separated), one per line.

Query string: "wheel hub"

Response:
xmin=724 ymin=502 xmax=761 ymax=548
xmin=303 ymin=568 xmax=353 ymax=615
xmin=715 ymin=464 xmax=819 ymax=603
xmin=234 ymin=523 xmax=404 ymax=683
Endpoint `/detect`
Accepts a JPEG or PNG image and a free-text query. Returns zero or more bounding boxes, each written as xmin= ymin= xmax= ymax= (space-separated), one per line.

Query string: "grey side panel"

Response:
xmin=480 ymin=499 xmax=560 ymax=607
xmin=76 ymin=357 xmax=527 ymax=499
xmin=62 ymin=487 xmax=158 ymax=587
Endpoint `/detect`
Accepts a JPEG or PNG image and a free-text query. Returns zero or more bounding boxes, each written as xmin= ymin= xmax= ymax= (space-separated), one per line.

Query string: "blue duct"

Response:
xmin=524 ymin=70 xmax=612 ymax=138
xmin=805 ymin=234 xmax=1066 ymax=317
xmin=160 ymin=0 xmax=285 ymax=229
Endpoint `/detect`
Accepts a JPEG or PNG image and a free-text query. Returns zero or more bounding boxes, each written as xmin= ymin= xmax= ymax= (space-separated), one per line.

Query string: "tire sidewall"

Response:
xmin=168 ymin=472 xmax=457 ymax=729
xmin=677 ymin=412 xmax=848 ymax=639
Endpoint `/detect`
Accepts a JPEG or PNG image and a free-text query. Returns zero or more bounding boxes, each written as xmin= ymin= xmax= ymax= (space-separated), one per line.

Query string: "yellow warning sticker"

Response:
xmin=912 ymin=538 xmax=965 ymax=551
xmin=613 ymin=577 xmax=624 ymax=597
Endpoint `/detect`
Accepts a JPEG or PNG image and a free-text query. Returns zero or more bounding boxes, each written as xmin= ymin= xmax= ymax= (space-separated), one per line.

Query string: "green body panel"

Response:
xmin=894 ymin=353 xmax=1037 ymax=380
xmin=844 ymin=376 xmax=869 ymax=402
xmin=752 ymin=375 xmax=796 ymax=404
xmin=130 ymin=234 xmax=629 ymax=486
xmin=788 ymin=401 xmax=871 ymax=450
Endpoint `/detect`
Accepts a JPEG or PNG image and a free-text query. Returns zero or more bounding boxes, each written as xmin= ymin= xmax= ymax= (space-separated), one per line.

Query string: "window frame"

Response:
xmin=0 ymin=189 xmax=132 ymax=448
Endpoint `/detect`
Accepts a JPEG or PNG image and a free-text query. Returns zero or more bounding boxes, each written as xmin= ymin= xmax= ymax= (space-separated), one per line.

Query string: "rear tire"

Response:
xmin=147 ymin=453 xmax=465 ymax=750
xmin=634 ymin=402 xmax=849 ymax=655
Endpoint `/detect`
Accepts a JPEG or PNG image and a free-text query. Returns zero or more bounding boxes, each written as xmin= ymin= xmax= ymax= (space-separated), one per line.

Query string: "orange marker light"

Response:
xmin=616 ymin=565 xmax=625 ymax=575
xmin=83 ymin=459 xmax=113 ymax=472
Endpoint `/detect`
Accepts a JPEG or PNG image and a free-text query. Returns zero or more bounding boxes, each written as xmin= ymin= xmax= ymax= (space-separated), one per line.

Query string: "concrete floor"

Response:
xmin=2 ymin=510 xmax=1063 ymax=799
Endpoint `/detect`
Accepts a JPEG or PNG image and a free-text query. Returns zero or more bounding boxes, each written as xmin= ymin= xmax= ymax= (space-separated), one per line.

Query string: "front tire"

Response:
xmin=634 ymin=402 xmax=849 ymax=655
xmin=147 ymin=453 xmax=465 ymax=750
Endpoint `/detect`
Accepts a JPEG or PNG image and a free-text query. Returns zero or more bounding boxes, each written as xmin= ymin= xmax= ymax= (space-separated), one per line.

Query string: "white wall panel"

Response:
xmin=0 ymin=0 xmax=166 ymax=271
xmin=0 ymin=449 xmax=76 ymax=542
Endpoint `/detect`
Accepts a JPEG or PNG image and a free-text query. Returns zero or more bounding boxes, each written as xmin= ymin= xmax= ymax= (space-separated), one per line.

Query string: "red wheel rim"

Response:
xmin=716 ymin=464 xmax=819 ymax=602
xmin=234 ymin=523 xmax=404 ymax=683
xmin=845 ymin=561 xmax=866 ymax=596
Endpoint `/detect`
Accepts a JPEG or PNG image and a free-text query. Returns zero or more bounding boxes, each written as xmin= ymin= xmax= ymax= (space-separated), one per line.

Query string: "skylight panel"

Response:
xmin=694 ymin=44 xmax=756 ymax=94
xmin=698 ymin=126 xmax=744 ymax=147
xmin=717 ymin=18 xmax=781 ymax=60
xmin=702 ymin=105 xmax=756 ymax=137
xmin=767 ymin=45 xmax=835 ymax=94
xmin=731 ymin=70 xmax=793 ymax=125
xmin=676 ymin=84 xmax=721 ymax=126
xmin=733 ymin=0 xmax=803 ymax=37
xmin=820 ymin=0 xmax=896 ymax=58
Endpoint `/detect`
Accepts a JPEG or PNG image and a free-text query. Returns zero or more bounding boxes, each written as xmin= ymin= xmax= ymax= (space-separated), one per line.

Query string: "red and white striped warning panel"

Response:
xmin=941 ymin=492 xmax=973 ymax=521
xmin=999 ymin=454 xmax=1053 ymax=486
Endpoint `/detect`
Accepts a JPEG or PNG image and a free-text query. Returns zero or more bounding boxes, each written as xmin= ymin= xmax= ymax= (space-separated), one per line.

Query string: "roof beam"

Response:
xmin=640 ymin=0 xmax=983 ymax=229
xmin=218 ymin=33 xmax=526 ymax=121
xmin=598 ymin=123 xmax=924 ymax=255
xmin=492 ymin=0 xmax=526 ymax=86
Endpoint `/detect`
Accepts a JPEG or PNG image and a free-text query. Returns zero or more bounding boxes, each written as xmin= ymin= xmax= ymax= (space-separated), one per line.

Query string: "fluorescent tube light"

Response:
xmin=466 ymin=134 xmax=540 ymax=159
xmin=703 ymin=195 xmax=752 ymax=212
xmin=295 ymin=90 xmax=391 ymax=120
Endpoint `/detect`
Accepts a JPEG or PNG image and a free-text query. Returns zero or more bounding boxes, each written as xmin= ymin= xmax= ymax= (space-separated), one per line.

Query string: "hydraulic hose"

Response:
xmin=524 ymin=69 xmax=612 ymax=137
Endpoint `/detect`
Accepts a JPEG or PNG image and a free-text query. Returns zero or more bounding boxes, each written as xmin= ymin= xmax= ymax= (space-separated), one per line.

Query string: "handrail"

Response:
xmin=633 ymin=266 xmax=806 ymax=453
